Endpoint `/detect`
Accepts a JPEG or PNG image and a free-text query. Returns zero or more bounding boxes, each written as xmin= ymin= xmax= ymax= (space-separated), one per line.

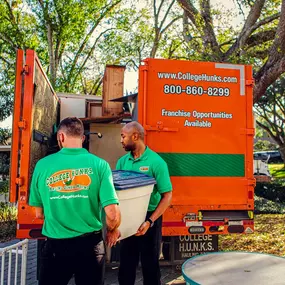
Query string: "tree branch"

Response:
xmin=246 ymin=49 xmax=269 ymax=60
xmin=125 ymin=59 xmax=139 ymax=70
xmin=224 ymin=0 xmax=266 ymax=60
xmin=93 ymin=78 xmax=103 ymax=95
xmin=200 ymin=0 xmax=222 ymax=60
xmin=157 ymin=0 xmax=165 ymax=18
xmin=67 ymin=0 xmax=121 ymax=84
xmin=59 ymin=58 xmax=67 ymax=82
xmin=161 ymin=15 xmax=183 ymax=34
xmin=254 ymin=0 xmax=285 ymax=102
xmin=177 ymin=0 xmax=199 ymax=27
xmin=261 ymin=108 xmax=283 ymax=138
xmin=150 ymin=0 xmax=181 ymax=58
xmin=90 ymin=77 xmax=102 ymax=95
xmin=70 ymin=28 xmax=115 ymax=90
xmin=250 ymin=12 xmax=280 ymax=33
xmin=154 ymin=0 xmax=158 ymax=27
xmin=38 ymin=0 xmax=56 ymax=86
xmin=0 ymin=55 xmax=12 ymax=66
xmin=159 ymin=0 xmax=176 ymax=31
xmin=0 ymin=33 xmax=17 ymax=49
xmin=3 ymin=0 xmax=23 ymax=47
xmin=258 ymin=109 xmax=281 ymax=137
xmin=245 ymin=29 xmax=276 ymax=48
xmin=256 ymin=120 xmax=282 ymax=145
xmin=219 ymin=38 xmax=235 ymax=48
xmin=182 ymin=11 xmax=192 ymax=43
xmin=167 ymin=39 xmax=182 ymax=58
xmin=3 ymin=0 xmax=16 ymax=24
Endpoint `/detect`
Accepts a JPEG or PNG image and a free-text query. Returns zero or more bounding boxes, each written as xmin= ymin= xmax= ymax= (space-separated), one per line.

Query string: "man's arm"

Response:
xmin=104 ymin=204 xmax=121 ymax=232
xmin=136 ymin=191 xmax=172 ymax=236
xmin=29 ymin=164 xmax=44 ymax=218
xmin=35 ymin=207 xmax=44 ymax=219
xmin=136 ymin=159 xmax=173 ymax=236
xmin=104 ymin=204 xmax=121 ymax=247
xmin=99 ymin=161 xmax=121 ymax=247
xmin=149 ymin=191 xmax=172 ymax=222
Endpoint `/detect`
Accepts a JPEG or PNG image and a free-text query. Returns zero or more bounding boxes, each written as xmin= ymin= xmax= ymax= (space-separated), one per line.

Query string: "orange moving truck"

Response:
xmin=10 ymin=50 xmax=254 ymax=256
xmin=138 ymin=59 xmax=255 ymax=237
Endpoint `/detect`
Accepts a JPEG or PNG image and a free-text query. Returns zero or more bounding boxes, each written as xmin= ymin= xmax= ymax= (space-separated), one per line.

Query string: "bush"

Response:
xmin=0 ymin=180 xmax=9 ymax=195
xmin=254 ymin=140 xmax=278 ymax=151
xmin=0 ymin=202 xmax=17 ymax=242
xmin=254 ymin=195 xmax=285 ymax=214
xmin=0 ymin=202 xmax=17 ymax=221
xmin=255 ymin=181 xmax=285 ymax=203
xmin=0 ymin=220 xmax=16 ymax=242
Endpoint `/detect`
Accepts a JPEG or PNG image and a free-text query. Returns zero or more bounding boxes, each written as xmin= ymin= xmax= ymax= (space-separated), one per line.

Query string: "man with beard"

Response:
xmin=116 ymin=121 xmax=172 ymax=285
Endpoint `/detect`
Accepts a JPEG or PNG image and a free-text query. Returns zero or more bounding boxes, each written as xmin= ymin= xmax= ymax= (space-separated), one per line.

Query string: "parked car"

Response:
xmin=254 ymin=150 xmax=283 ymax=163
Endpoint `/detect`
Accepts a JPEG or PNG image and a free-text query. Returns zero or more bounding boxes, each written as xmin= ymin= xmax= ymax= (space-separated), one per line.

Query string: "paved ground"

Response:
xmin=0 ymin=240 xmax=185 ymax=285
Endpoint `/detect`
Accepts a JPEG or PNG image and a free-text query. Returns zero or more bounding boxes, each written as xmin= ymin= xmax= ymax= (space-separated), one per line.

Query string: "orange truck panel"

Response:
xmin=10 ymin=50 xmax=58 ymax=239
xmin=138 ymin=59 xmax=255 ymax=235
xmin=10 ymin=49 xmax=24 ymax=203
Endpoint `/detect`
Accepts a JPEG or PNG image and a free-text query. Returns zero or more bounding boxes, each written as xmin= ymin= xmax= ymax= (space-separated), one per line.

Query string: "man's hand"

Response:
xmin=35 ymin=207 xmax=44 ymax=219
xmin=106 ymin=228 xmax=121 ymax=247
xmin=135 ymin=221 xmax=150 ymax=236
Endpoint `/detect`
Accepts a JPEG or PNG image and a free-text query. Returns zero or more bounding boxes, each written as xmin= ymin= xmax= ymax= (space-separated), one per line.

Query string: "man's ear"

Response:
xmin=133 ymin=132 xmax=139 ymax=141
xmin=82 ymin=135 xmax=86 ymax=142
xmin=59 ymin=132 xmax=65 ymax=143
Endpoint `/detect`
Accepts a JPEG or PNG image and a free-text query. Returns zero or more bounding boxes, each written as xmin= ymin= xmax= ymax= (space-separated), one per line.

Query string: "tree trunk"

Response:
xmin=150 ymin=31 xmax=160 ymax=58
xmin=47 ymin=23 xmax=56 ymax=87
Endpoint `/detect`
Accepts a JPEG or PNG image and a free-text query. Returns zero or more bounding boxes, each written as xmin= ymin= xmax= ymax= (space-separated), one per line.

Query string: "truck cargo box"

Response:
xmin=138 ymin=59 xmax=255 ymax=235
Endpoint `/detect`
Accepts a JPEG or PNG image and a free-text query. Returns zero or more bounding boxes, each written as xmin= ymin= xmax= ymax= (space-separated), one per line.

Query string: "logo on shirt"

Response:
xmin=46 ymin=168 xmax=93 ymax=192
xmin=139 ymin=166 xmax=149 ymax=172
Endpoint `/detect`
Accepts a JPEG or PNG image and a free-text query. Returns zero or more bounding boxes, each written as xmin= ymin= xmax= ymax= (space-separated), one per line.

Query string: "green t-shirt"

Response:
xmin=116 ymin=147 xmax=172 ymax=211
xmin=29 ymin=148 xmax=118 ymax=239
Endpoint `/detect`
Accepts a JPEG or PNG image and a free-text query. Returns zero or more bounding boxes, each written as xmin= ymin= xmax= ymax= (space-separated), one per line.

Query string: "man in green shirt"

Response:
xmin=29 ymin=117 xmax=121 ymax=285
xmin=117 ymin=121 xmax=172 ymax=285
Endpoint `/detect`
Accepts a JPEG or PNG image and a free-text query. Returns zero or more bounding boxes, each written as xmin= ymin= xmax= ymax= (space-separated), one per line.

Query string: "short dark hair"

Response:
xmin=57 ymin=117 xmax=84 ymax=137
xmin=123 ymin=121 xmax=145 ymax=140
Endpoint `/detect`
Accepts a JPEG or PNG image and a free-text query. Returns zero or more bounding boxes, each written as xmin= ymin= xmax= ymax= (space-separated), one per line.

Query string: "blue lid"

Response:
xmin=112 ymin=170 xmax=156 ymax=190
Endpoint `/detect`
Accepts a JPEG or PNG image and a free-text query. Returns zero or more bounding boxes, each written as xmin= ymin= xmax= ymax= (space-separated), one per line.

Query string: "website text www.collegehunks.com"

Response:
xmin=157 ymin=71 xmax=238 ymax=97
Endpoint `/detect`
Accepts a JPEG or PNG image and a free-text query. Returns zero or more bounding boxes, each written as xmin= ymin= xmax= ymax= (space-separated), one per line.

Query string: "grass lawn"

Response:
xmin=219 ymin=214 xmax=285 ymax=256
xmin=268 ymin=163 xmax=285 ymax=179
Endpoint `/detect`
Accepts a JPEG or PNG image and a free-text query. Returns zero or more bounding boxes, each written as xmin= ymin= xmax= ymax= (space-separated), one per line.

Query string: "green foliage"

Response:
xmin=97 ymin=7 xmax=153 ymax=68
xmin=0 ymin=0 xmax=39 ymax=120
xmin=0 ymin=181 xmax=9 ymax=195
xmin=0 ymin=202 xmax=17 ymax=222
xmin=0 ymin=77 xmax=14 ymax=121
xmin=268 ymin=164 xmax=285 ymax=178
xmin=0 ymin=0 xmax=124 ymax=98
xmin=255 ymin=124 xmax=268 ymax=138
xmin=0 ymin=128 xmax=12 ymax=145
xmin=0 ymin=151 xmax=10 ymax=177
xmin=254 ymin=140 xmax=278 ymax=151
xmin=255 ymin=181 xmax=285 ymax=203
xmin=254 ymin=77 xmax=285 ymax=152
xmin=254 ymin=195 xmax=285 ymax=214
